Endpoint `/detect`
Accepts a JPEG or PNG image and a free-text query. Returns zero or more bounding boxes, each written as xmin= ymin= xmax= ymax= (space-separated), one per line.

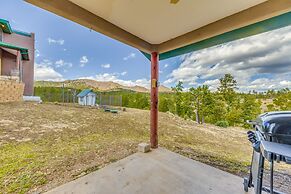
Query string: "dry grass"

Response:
xmin=0 ymin=102 xmax=288 ymax=193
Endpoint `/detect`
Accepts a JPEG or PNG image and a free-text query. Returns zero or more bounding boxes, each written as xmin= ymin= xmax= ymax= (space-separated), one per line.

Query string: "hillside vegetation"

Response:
xmin=35 ymin=74 xmax=291 ymax=129
xmin=35 ymin=79 xmax=172 ymax=93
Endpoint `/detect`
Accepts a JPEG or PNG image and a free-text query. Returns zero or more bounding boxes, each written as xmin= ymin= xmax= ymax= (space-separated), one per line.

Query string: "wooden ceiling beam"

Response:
xmin=25 ymin=0 xmax=153 ymax=53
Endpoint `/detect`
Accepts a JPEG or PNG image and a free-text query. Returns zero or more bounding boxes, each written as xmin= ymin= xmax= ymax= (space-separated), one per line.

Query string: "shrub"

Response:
xmin=215 ymin=120 xmax=229 ymax=128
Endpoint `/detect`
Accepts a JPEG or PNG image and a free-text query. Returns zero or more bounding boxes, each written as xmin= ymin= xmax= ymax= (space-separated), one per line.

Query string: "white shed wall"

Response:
xmin=78 ymin=92 xmax=96 ymax=106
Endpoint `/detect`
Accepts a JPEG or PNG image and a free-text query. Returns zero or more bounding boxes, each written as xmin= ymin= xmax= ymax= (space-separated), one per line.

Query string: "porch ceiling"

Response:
xmin=67 ymin=0 xmax=267 ymax=45
xmin=0 ymin=41 xmax=29 ymax=60
xmin=25 ymin=0 xmax=291 ymax=59
xmin=1 ymin=47 xmax=18 ymax=56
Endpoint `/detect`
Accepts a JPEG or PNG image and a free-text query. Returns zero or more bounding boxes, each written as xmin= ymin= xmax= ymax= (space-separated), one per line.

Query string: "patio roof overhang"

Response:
xmin=25 ymin=0 xmax=291 ymax=60
xmin=25 ymin=0 xmax=291 ymax=148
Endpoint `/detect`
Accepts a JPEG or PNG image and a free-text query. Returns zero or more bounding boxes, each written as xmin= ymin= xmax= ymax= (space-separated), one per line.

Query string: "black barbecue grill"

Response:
xmin=244 ymin=111 xmax=291 ymax=194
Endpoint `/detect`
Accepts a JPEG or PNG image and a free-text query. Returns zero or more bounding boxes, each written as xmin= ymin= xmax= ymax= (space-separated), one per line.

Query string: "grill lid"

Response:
xmin=256 ymin=111 xmax=291 ymax=144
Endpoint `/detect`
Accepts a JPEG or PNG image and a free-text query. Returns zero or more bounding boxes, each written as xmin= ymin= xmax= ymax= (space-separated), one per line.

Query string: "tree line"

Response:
xmin=161 ymin=74 xmax=290 ymax=128
xmin=34 ymin=74 xmax=290 ymax=128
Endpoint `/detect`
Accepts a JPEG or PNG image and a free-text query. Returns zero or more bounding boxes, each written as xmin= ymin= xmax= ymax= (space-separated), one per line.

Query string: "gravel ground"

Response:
xmin=262 ymin=166 xmax=291 ymax=193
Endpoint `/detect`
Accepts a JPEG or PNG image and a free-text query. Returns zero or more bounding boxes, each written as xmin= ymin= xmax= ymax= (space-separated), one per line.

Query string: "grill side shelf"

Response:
xmin=260 ymin=140 xmax=291 ymax=164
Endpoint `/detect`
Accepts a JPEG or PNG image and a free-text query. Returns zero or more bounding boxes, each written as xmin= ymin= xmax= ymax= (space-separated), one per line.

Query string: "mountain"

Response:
xmin=34 ymin=79 xmax=172 ymax=93
xmin=159 ymin=85 xmax=172 ymax=93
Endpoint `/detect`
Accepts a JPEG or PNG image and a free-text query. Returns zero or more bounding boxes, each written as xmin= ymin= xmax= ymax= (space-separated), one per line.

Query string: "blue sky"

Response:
xmin=0 ymin=1 xmax=178 ymax=87
xmin=1 ymin=1 xmax=291 ymax=91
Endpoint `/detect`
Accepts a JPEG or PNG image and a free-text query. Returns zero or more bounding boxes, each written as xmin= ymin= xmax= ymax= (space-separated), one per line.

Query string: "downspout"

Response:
xmin=20 ymin=59 xmax=23 ymax=83
xmin=17 ymin=50 xmax=22 ymax=82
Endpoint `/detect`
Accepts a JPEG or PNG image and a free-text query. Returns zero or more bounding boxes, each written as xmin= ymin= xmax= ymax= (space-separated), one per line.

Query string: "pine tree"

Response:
xmin=217 ymin=74 xmax=238 ymax=106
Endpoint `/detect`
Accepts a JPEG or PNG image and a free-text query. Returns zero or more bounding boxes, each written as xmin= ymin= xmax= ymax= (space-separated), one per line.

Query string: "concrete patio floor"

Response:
xmin=46 ymin=148 xmax=250 ymax=194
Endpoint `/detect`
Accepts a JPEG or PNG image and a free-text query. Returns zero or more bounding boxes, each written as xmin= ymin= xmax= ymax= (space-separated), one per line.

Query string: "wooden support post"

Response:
xmin=150 ymin=52 xmax=159 ymax=148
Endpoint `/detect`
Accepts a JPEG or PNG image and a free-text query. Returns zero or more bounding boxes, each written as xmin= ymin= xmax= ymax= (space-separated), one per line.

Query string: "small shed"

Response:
xmin=77 ymin=89 xmax=96 ymax=106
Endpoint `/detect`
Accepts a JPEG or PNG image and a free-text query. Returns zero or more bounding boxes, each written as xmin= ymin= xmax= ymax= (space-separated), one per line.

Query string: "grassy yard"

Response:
xmin=0 ymin=102 xmax=286 ymax=193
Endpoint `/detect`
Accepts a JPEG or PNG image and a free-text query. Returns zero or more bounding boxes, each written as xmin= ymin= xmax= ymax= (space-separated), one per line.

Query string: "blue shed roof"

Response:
xmin=77 ymin=89 xmax=93 ymax=97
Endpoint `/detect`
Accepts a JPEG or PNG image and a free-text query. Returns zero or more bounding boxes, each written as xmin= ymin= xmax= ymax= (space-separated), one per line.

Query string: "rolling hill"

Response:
xmin=34 ymin=79 xmax=172 ymax=93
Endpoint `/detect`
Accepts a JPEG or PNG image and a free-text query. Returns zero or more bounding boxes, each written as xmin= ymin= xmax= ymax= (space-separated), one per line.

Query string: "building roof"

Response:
xmin=26 ymin=0 xmax=291 ymax=60
xmin=13 ymin=29 xmax=32 ymax=37
xmin=0 ymin=19 xmax=32 ymax=37
xmin=0 ymin=19 xmax=13 ymax=34
xmin=77 ymin=89 xmax=94 ymax=97
xmin=0 ymin=18 xmax=31 ymax=61
xmin=0 ymin=41 xmax=29 ymax=60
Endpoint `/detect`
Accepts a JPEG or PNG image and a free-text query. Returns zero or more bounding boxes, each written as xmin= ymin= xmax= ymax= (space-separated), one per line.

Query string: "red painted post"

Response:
xmin=150 ymin=52 xmax=159 ymax=148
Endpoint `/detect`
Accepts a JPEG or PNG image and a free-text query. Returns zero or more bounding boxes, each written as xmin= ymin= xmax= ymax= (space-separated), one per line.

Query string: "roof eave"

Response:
xmin=0 ymin=41 xmax=30 ymax=61
xmin=159 ymin=12 xmax=291 ymax=60
xmin=25 ymin=0 xmax=291 ymax=60
xmin=13 ymin=29 xmax=32 ymax=37
xmin=0 ymin=19 xmax=13 ymax=34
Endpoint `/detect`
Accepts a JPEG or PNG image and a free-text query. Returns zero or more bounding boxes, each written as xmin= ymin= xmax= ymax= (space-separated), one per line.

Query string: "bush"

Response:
xmin=215 ymin=120 xmax=229 ymax=128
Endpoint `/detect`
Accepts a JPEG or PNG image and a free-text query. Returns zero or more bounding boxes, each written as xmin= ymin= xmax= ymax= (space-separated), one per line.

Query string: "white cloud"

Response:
xmin=239 ymin=77 xmax=291 ymax=91
xmin=34 ymin=60 xmax=63 ymax=81
xmin=163 ymin=78 xmax=174 ymax=85
xmin=55 ymin=59 xmax=73 ymax=68
xmin=132 ymin=79 xmax=150 ymax=88
xmin=80 ymin=56 xmax=89 ymax=67
xmin=165 ymin=26 xmax=291 ymax=92
xmin=35 ymin=49 xmax=40 ymax=58
xmin=101 ymin=63 xmax=111 ymax=68
xmin=80 ymin=56 xmax=88 ymax=63
xmin=121 ymin=71 xmax=127 ymax=76
xmin=48 ymin=37 xmax=64 ymax=45
xmin=123 ymin=53 xmax=136 ymax=61
xmin=164 ymin=64 xmax=169 ymax=68
xmin=280 ymin=80 xmax=291 ymax=87
xmin=78 ymin=73 xmax=150 ymax=88
xmin=201 ymin=79 xmax=220 ymax=91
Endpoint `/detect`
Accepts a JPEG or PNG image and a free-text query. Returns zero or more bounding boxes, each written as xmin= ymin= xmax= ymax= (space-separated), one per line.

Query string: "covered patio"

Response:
xmin=46 ymin=148 xmax=246 ymax=194
xmin=25 ymin=0 xmax=291 ymax=193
